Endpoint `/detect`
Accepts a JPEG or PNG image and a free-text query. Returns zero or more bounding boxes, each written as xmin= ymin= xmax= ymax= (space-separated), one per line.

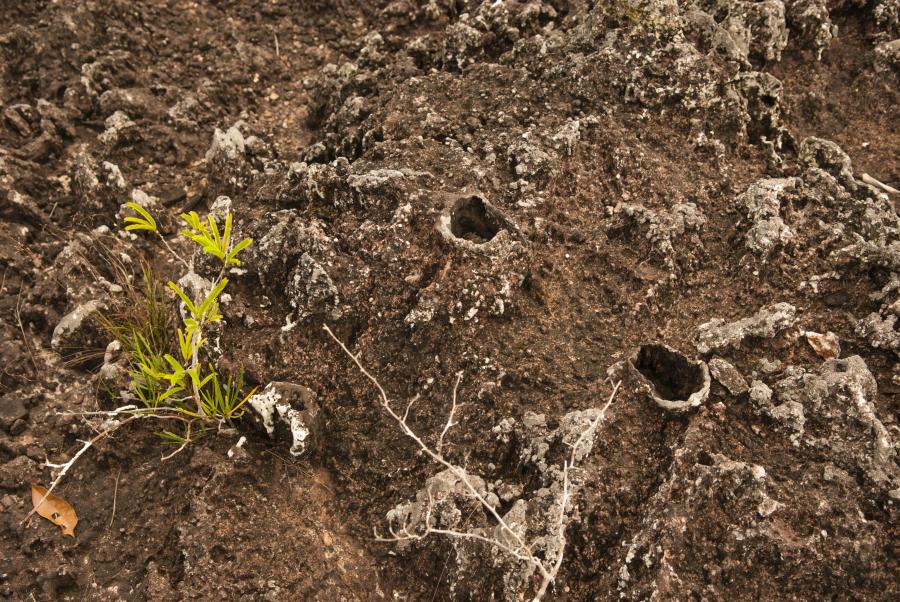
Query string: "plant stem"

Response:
xmin=156 ymin=231 xmax=191 ymax=271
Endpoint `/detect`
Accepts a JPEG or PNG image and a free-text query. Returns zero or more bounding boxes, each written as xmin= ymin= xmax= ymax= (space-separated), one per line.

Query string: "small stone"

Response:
xmin=805 ymin=331 xmax=840 ymax=359
xmin=51 ymin=300 xmax=104 ymax=353
xmin=696 ymin=302 xmax=797 ymax=354
xmin=206 ymin=124 xmax=246 ymax=170
xmin=708 ymin=357 xmax=749 ymax=395
xmin=874 ymin=40 xmax=900 ymax=73
xmin=757 ymin=358 xmax=782 ymax=375
xmin=0 ymin=395 xmax=28 ymax=430
xmin=9 ymin=419 xmax=27 ymax=436
xmin=98 ymin=110 xmax=138 ymax=147
xmin=757 ymin=493 xmax=782 ymax=517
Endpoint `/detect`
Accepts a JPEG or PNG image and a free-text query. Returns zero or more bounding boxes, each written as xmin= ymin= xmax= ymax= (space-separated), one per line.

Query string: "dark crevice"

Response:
xmin=635 ymin=344 xmax=705 ymax=401
xmin=450 ymin=195 xmax=502 ymax=243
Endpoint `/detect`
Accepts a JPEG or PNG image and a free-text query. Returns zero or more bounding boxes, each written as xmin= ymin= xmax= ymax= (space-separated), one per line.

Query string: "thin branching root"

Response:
xmin=23 ymin=405 xmax=167 ymax=524
xmin=324 ymin=325 xmax=621 ymax=601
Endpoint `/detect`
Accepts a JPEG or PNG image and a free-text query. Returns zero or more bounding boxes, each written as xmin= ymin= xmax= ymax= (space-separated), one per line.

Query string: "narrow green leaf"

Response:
xmin=223 ymin=213 xmax=233 ymax=250
xmin=180 ymin=211 xmax=202 ymax=231
xmin=126 ymin=202 xmax=157 ymax=227
xmin=227 ymin=237 xmax=252 ymax=265
xmin=207 ymin=214 xmax=222 ymax=251
xmin=163 ymin=354 xmax=185 ymax=374
xmin=167 ymin=281 xmax=196 ymax=316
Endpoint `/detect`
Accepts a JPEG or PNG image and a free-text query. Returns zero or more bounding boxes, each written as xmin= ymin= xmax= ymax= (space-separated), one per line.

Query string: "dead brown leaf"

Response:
xmin=30 ymin=483 xmax=78 ymax=537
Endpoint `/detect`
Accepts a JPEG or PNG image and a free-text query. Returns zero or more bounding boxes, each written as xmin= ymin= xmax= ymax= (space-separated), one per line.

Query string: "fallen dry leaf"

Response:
xmin=31 ymin=483 xmax=78 ymax=537
xmin=805 ymin=331 xmax=840 ymax=360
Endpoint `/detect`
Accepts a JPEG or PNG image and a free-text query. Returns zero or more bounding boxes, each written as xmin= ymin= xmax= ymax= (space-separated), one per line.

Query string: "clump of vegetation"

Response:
xmin=26 ymin=204 xmax=257 ymax=527
xmin=111 ymin=202 xmax=255 ymax=448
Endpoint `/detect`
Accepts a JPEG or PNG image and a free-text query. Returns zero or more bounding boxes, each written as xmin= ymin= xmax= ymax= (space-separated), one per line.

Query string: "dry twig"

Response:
xmin=107 ymin=467 xmax=122 ymax=530
xmin=23 ymin=405 xmax=190 ymax=525
xmin=324 ymin=324 xmax=621 ymax=601
xmin=22 ymin=411 xmax=139 ymax=524
xmin=861 ymin=173 xmax=899 ymax=195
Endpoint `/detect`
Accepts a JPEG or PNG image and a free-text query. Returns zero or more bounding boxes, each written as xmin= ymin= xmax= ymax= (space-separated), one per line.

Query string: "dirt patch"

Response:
xmin=1 ymin=1 xmax=898 ymax=601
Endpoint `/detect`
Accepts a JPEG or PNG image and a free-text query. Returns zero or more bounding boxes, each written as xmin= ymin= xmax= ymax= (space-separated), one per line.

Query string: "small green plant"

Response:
xmin=116 ymin=202 xmax=255 ymax=446
xmin=96 ymin=263 xmax=175 ymax=358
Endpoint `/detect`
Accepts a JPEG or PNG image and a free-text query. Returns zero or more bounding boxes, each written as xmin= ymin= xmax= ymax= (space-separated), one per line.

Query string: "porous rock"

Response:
xmin=247 ymin=382 xmax=321 ymax=457
xmin=97 ymin=110 xmax=138 ymax=148
xmin=696 ymin=302 xmax=797 ymax=354
xmin=732 ymin=177 xmax=799 ymax=255
xmin=97 ymin=340 xmax=130 ymax=396
xmin=620 ymin=202 xmax=706 ymax=272
xmin=786 ymin=0 xmax=837 ymax=58
xmin=71 ymin=151 xmax=128 ymax=213
xmin=855 ymin=311 xmax=900 ymax=356
xmin=874 ymin=39 xmax=900 ymax=72
xmin=765 ymin=356 xmax=897 ymax=488
xmin=287 ymin=253 xmax=342 ymax=321
xmin=205 ymin=123 xmax=250 ymax=187
xmin=799 ymin=136 xmax=855 ymax=186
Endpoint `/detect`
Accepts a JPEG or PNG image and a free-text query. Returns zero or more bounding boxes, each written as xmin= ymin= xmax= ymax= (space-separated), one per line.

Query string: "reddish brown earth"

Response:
xmin=1 ymin=1 xmax=898 ymax=600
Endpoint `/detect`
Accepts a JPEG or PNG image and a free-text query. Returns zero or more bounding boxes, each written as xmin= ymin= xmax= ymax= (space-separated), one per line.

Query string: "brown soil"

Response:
xmin=1 ymin=1 xmax=898 ymax=601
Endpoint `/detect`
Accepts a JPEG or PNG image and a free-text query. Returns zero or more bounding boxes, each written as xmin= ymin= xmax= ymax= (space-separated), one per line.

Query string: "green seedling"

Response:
xmin=115 ymin=203 xmax=255 ymax=447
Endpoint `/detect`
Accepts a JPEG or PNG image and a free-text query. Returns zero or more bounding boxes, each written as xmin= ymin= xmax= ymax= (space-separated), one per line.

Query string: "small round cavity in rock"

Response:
xmin=450 ymin=195 xmax=501 ymax=242
xmin=629 ymin=343 xmax=710 ymax=412
xmin=436 ymin=192 xmax=518 ymax=254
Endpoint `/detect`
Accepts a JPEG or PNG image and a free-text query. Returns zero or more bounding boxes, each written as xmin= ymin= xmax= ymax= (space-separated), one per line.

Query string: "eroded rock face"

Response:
xmin=3 ymin=0 xmax=899 ymax=600
xmin=729 ymin=138 xmax=899 ymax=363
xmin=616 ymin=452 xmax=779 ymax=592
xmin=758 ymin=356 xmax=897 ymax=488
xmin=387 ymin=404 xmax=613 ymax=601
xmin=615 ymin=351 xmax=897 ymax=598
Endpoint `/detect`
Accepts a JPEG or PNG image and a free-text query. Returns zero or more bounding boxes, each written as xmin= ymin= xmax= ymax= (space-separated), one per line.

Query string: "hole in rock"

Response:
xmin=697 ymin=451 xmax=715 ymax=466
xmin=450 ymin=195 xmax=501 ymax=243
xmin=635 ymin=344 xmax=705 ymax=401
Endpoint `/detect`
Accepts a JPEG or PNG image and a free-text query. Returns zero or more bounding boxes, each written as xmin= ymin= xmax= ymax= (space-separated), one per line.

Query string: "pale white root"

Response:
xmin=324 ymin=324 xmax=620 ymax=601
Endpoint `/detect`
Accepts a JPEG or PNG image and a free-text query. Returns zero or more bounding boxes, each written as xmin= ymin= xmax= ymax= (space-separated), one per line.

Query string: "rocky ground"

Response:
xmin=1 ymin=0 xmax=898 ymax=600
